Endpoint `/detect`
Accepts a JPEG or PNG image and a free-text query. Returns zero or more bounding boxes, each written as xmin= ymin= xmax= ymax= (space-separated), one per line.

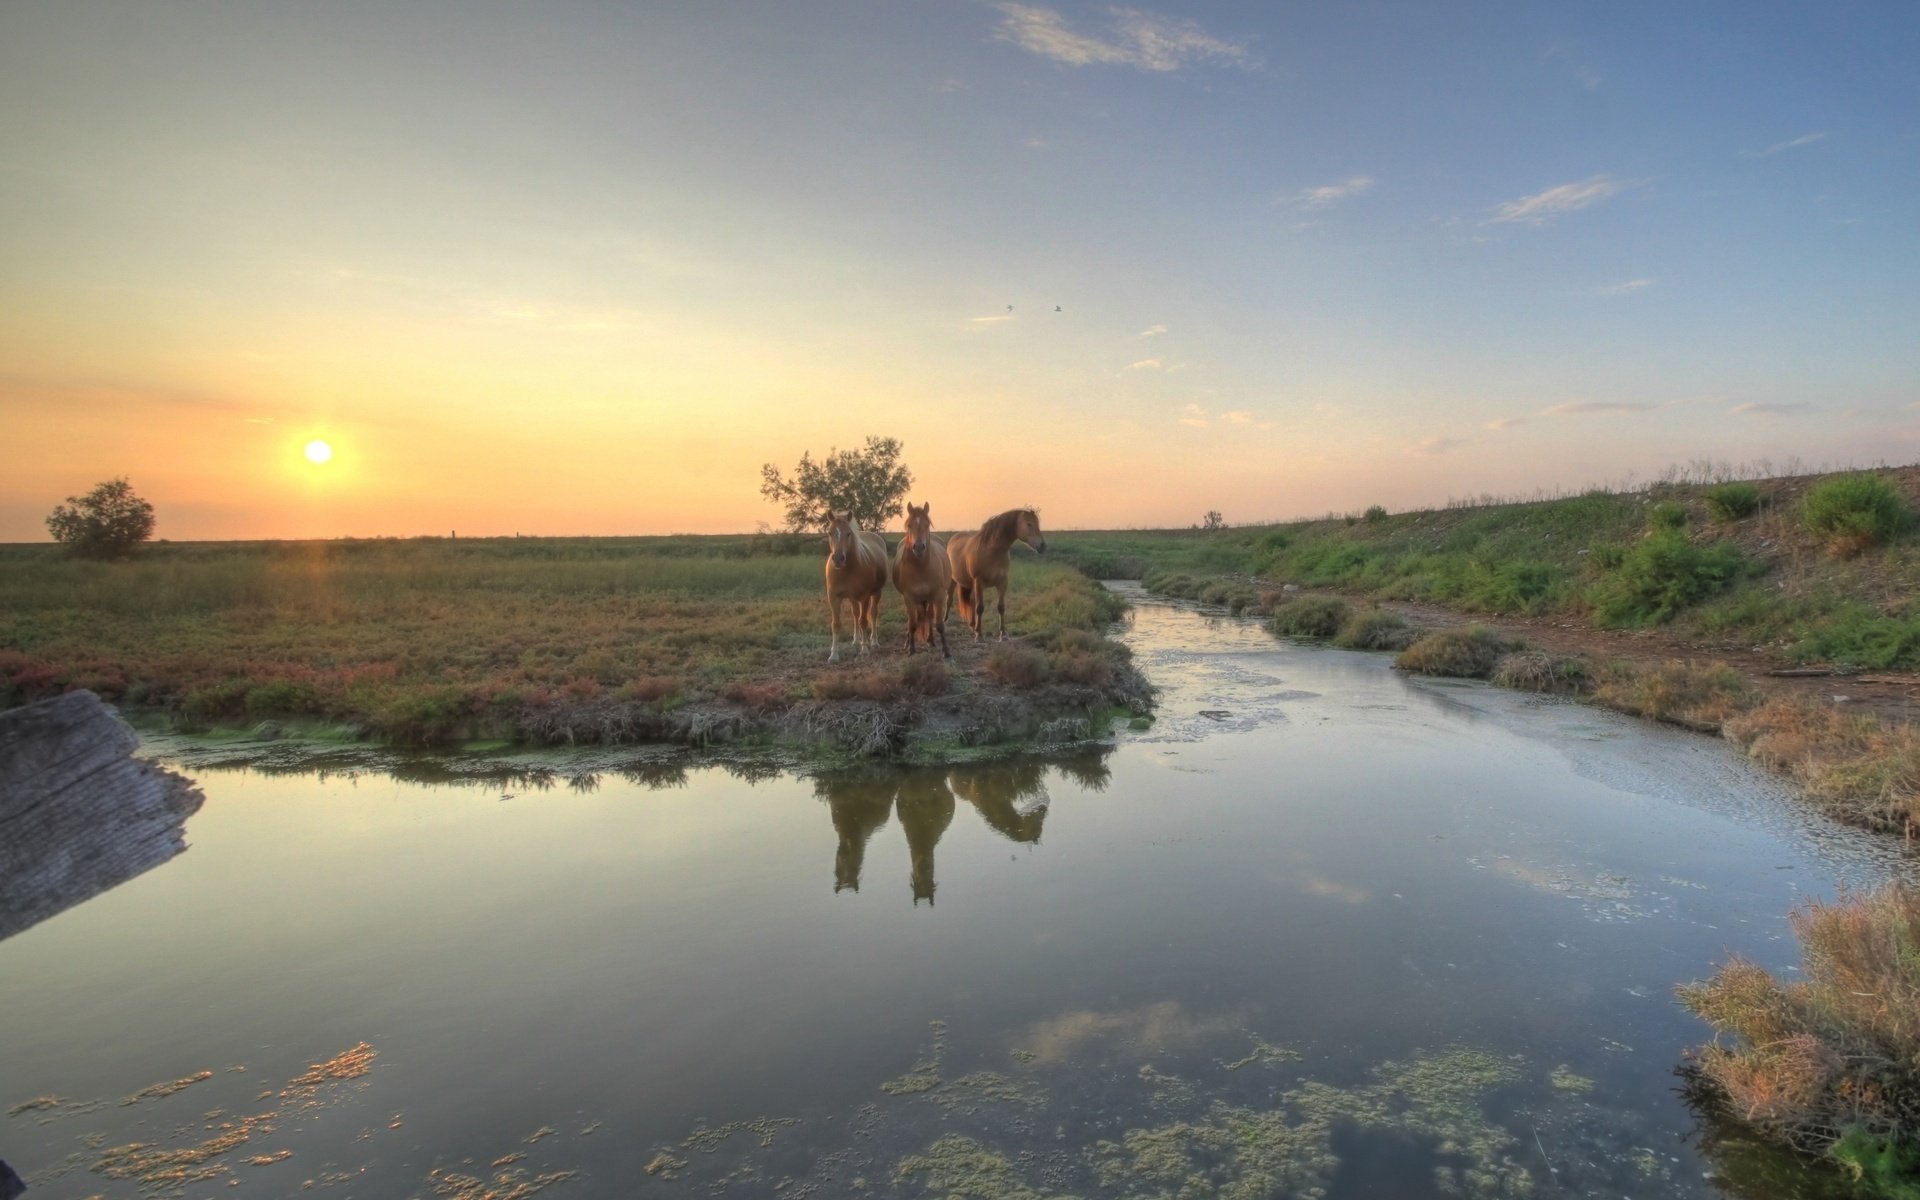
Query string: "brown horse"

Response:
xmin=892 ymin=502 xmax=952 ymax=659
xmin=824 ymin=512 xmax=888 ymax=661
xmin=947 ymin=508 xmax=1047 ymax=641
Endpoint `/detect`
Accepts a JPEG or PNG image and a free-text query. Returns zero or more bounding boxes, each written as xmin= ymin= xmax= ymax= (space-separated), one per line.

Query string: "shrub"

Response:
xmin=1198 ymin=581 xmax=1233 ymax=606
xmin=1588 ymin=543 xmax=1627 ymax=570
xmin=1648 ymin=501 xmax=1690 ymax=532
xmin=1681 ymin=885 xmax=1920 ymax=1184
xmin=1705 ymin=482 xmax=1762 ymax=522
xmin=1794 ymin=606 xmax=1920 ymax=672
xmin=1587 ymin=533 xmax=1746 ymax=626
xmin=1269 ymin=595 xmax=1350 ymax=639
xmin=1489 ymin=651 xmax=1589 ymax=694
xmin=1363 ymin=504 xmax=1388 ymax=524
xmin=244 ymin=679 xmax=324 ymax=717
xmin=1591 ymin=660 xmax=1751 ymax=730
xmin=618 ymin=675 xmax=684 ymax=704
xmin=1332 ymin=608 xmax=1420 ymax=651
xmin=1802 ymin=473 xmax=1912 ymax=555
xmin=899 ymin=655 xmax=951 ymax=696
xmin=811 ymin=670 xmax=903 ymax=701
xmin=722 ymin=680 xmax=790 ymax=712
xmin=984 ymin=644 xmax=1049 ymax=688
xmin=1395 ymin=628 xmax=1522 ymax=678
xmin=45 ymin=477 xmax=156 ymax=559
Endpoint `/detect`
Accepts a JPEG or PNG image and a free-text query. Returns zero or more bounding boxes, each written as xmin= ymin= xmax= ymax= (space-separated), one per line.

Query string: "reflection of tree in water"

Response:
xmin=948 ymin=761 xmax=1049 ymax=844
xmin=619 ymin=760 xmax=690 ymax=790
xmin=813 ymin=770 xmax=896 ymax=893
xmin=894 ymin=768 xmax=956 ymax=906
xmin=1048 ymin=745 xmax=1112 ymax=792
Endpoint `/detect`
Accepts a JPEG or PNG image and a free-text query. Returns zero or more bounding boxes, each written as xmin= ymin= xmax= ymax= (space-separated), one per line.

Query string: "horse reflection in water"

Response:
xmin=813 ymin=748 xmax=1110 ymax=905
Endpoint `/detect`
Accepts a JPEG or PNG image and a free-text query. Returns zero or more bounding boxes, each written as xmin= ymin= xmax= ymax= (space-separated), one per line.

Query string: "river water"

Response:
xmin=3 ymin=588 xmax=1911 ymax=1198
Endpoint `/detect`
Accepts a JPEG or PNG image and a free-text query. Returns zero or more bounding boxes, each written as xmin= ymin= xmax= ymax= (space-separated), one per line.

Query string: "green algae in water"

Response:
xmin=880 ymin=1019 xmax=947 ymax=1096
xmin=1220 ymin=1037 xmax=1302 ymax=1071
xmin=895 ymin=1134 xmax=1070 ymax=1200
xmin=1549 ymin=1065 xmax=1596 ymax=1094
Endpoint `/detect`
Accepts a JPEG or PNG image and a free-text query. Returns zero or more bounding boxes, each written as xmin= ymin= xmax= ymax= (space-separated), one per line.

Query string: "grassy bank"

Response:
xmin=1054 ymin=464 xmax=1920 ymax=671
xmin=0 ymin=536 xmax=1144 ymax=753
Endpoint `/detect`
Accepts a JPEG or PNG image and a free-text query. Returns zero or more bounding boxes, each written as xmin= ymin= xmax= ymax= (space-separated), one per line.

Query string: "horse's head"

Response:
xmin=1015 ymin=508 xmax=1047 ymax=554
xmin=826 ymin=511 xmax=854 ymax=569
xmin=903 ymin=502 xmax=933 ymax=559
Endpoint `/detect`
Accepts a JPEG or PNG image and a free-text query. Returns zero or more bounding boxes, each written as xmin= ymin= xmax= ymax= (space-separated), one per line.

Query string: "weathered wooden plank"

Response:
xmin=0 ymin=691 xmax=204 ymax=942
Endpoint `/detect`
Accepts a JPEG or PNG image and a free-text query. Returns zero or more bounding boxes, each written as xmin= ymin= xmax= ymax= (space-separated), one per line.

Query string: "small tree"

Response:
xmin=46 ymin=477 xmax=156 ymax=559
xmin=760 ymin=436 xmax=913 ymax=533
xmin=1199 ymin=511 xmax=1226 ymax=531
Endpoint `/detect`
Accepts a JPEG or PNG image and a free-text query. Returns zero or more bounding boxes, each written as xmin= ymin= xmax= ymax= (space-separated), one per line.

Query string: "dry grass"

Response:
xmin=1268 ymin=595 xmax=1351 ymax=639
xmin=1488 ymin=650 xmax=1590 ymax=694
xmin=1591 ymin=660 xmax=1753 ymax=731
xmin=1681 ymin=885 xmax=1920 ymax=1186
xmin=1726 ymin=699 xmax=1920 ymax=835
xmin=1394 ymin=628 xmax=1523 ymax=678
xmin=1332 ymin=607 xmax=1421 ymax=651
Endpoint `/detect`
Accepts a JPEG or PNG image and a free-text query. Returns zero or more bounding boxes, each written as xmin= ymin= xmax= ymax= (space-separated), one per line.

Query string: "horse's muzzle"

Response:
xmin=832 ymin=553 xmax=847 ymax=569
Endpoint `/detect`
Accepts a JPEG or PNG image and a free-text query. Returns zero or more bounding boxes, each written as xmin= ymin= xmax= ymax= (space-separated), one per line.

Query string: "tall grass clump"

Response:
xmin=1332 ymin=608 xmax=1420 ymax=651
xmin=1591 ymin=660 xmax=1752 ymax=731
xmin=1706 ymin=482 xmax=1763 ymax=522
xmin=1587 ymin=534 xmax=1746 ymax=626
xmin=1268 ymin=595 xmax=1350 ymax=639
xmin=1648 ymin=501 xmax=1690 ymax=532
xmin=1363 ymin=504 xmax=1389 ymax=524
xmin=1726 ymin=699 xmax=1920 ymax=834
xmin=1394 ymin=628 xmax=1523 ymax=678
xmin=1681 ymin=885 xmax=1920 ymax=1193
xmin=1802 ymin=473 xmax=1913 ymax=556
xmin=1489 ymin=651 xmax=1589 ymax=694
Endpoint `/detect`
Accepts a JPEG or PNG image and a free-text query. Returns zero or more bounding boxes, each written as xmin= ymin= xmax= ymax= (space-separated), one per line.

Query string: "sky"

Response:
xmin=1 ymin=0 xmax=1916 ymax=539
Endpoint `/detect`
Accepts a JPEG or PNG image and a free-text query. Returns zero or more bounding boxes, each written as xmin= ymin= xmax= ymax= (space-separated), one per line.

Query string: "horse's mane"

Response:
xmin=978 ymin=508 xmax=1034 ymax=542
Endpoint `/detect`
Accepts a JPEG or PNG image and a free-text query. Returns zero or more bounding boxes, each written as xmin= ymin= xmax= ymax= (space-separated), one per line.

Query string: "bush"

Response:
xmin=45 ymin=477 xmax=156 ymax=559
xmin=1489 ymin=651 xmax=1589 ymax=694
xmin=1363 ymin=504 xmax=1388 ymax=524
xmin=1588 ymin=543 xmax=1627 ymax=570
xmin=899 ymin=656 xmax=951 ymax=696
xmin=811 ymin=670 xmax=903 ymax=701
xmin=1681 ymin=885 xmax=1920 ymax=1186
xmin=1332 ymin=608 xmax=1420 ymax=651
xmin=984 ymin=644 xmax=1049 ymax=688
xmin=1648 ymin=501 xmax=1690 ymax=532
xmin=1395 ymin=628 xmax=1523 ymax=678
xmin=1592 ymin=660 xmax=1751 ymax=730
xmin=1587 ymin=533 xmax=1746 ymax=626
xmin=1794 ymin=606 xmax=1920 ymax=672
xmin=1802 ymin=473 xmax=1912 ymax=555
xmin=1705 ymin=482 xmax=1762 ymax=522
xmin=1269 ymin=595 xmax=1350 ymax=639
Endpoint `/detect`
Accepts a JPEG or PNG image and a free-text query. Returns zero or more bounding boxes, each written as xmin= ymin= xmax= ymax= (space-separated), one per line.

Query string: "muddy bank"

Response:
xmin=133 ymin=663 xmax=1153 ymax=779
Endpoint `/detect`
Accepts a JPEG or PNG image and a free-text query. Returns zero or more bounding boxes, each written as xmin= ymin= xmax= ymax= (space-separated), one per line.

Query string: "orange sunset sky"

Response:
xmin=3 ymin=2 xmax=1915 ymax=541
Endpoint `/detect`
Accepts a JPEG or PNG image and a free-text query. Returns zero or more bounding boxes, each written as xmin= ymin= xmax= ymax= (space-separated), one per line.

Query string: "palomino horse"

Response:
xmin=824 ymin=511 xmax=888 ymax=661
xmin=892 ymin=502 xmax=952 ymax=659
xmin=947 ymin=508 xmax=1047 ymax=641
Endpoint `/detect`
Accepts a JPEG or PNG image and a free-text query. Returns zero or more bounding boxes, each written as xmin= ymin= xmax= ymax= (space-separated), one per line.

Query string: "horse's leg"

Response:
xmin=936 ymin=599 xmax=952 ymax=660
xmin=866 ymin=593 xmax=882 ymax=650
xmin=828 ymin=593 xmax=843 ymax=662
xmin=905 ymin=600 xmax=918 ymax=654
xmin=996 ymin=582 xmax=1008 ymax=641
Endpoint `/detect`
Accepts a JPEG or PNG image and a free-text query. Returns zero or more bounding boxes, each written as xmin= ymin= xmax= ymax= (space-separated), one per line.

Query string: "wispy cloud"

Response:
xmin=1730 ymin=402 xmax=1812 ymax=416
xmin=965 ymin=313 xmax=1015 ymax=327
xmin=1542 ymin=401 xmax=1652 ymax=416
xmin=1409 ymin=436 xmax=1469 ymax=456
xmin=1220 ymin=410 xmax=1257 ymax=425
xmin=1139 ymin=323 xmax=1168 ymax=338
xmin=1490 ymin=175 xmax=1641 ymax=225
xmin=1595 ymin=278 xmax=1655 ymax=296
xmin=1282 ymin=175 xmax=1375 ymax=210
xmin=1485 ymin=416 xmax=1527 ymax=430
xmin=994 ymin=4 xmax=1255 ymax=72
xmin=1746 ymin=132 xmax=1828 ymax=158
xmin=1178 ymin=403 xmax=1209 ymax=428
xmin=1124 ymin=358 xmax=1162 ymax=371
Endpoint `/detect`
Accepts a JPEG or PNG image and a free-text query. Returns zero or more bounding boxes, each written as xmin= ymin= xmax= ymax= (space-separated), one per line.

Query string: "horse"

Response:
xmin=824 ymin=511 xmax=888 ymax=661
xmin=947 ymin=508 xmax=1047 ymax=641
xmin=892 ymin=502 xmax=952 ymax=659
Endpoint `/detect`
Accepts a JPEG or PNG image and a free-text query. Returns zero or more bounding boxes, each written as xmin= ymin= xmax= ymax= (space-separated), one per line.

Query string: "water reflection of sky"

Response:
xmin=3 ymin=593 xmax=1912 ymax=1196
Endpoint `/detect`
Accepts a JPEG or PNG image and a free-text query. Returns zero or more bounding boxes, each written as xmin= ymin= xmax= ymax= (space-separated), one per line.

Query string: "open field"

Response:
xmin=0 ymin=535 xmax=1144 ymax=753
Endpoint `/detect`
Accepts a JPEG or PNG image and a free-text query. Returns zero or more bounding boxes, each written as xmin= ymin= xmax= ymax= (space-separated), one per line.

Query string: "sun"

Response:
xmin=304 ymin=440 xmax=333 ymax=465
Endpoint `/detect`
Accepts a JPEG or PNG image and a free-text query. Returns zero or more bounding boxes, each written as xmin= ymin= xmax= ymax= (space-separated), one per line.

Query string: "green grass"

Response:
xmin=1803 ymin=473 xmax=1913 ymax=555
xmin=0 ymin=536 xmax=1125 ymax=745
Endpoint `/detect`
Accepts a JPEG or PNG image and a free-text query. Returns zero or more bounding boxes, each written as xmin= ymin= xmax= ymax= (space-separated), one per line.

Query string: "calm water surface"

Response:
xmin=3 ymin=588 xmax=1913 ymax=1198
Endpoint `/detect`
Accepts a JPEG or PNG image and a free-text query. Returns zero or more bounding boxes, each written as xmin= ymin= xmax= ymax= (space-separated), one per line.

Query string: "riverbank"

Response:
xmin=0 ymin=537 xmax=1149 ymax=759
